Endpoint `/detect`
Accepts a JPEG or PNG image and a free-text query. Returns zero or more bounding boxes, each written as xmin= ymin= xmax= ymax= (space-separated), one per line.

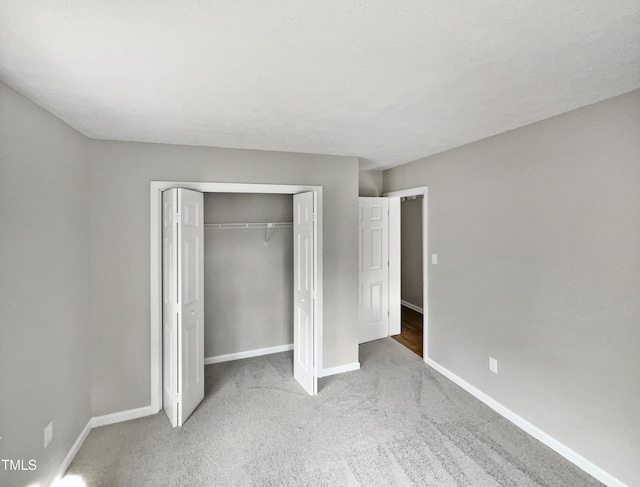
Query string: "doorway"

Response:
xmin=386 ymin=187 xmax=428 ymax=362
xmin=149 ymin=181 xmax=324 ymax=418
xmin=394 ymin=195 xmax=423 ymax=357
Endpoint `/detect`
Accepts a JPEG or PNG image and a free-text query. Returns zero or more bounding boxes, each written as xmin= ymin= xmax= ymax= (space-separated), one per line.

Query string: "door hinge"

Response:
xmin=312 ymin=212 xmax=316 ymax=222
xmin=311 ymin=290 xmax=316 ymax=299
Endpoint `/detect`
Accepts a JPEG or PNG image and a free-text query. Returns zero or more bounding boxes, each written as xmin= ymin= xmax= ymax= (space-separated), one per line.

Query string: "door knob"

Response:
xmin=191 ymin=310 xmax=195 ymax=316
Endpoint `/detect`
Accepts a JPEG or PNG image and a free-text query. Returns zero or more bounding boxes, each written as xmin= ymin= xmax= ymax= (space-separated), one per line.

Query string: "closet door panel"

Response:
xmin=162 ymin=189 xmax=179 ymax=428
xmin=162 ymin=188 xmax=205 ymax=428
xmin=293 ymin=191 xmax=316 ymax=395
xmin=178 ymin=188 xmax=205 ymax=426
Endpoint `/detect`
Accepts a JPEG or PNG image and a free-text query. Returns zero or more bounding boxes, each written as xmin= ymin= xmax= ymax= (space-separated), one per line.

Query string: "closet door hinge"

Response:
xmin=311 ymin=290 xmax=316 ymax=299
xmin=312 ymin=212 xmax=316 ymax=222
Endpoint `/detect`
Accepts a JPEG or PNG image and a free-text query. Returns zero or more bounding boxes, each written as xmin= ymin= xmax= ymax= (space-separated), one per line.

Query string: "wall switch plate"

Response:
xmin=44 ymin=421 xmax=53 ymax=448
xmin=431 ymin=254 xmax=438 ymax=264
xmin=489 ymin=357 xmax=498 ymax=373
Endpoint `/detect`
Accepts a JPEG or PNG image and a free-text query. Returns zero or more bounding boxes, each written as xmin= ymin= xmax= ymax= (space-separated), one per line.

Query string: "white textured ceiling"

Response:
xmin=1 ymin=1 xmax=639 ymax=169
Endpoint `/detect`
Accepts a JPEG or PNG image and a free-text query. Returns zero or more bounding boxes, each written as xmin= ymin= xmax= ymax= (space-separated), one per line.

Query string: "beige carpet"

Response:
xmin=65 ymin=339 xmax=602 ymax=486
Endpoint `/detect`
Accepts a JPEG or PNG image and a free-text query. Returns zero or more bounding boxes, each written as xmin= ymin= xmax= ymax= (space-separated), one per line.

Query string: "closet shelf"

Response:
xmin=204 ymin=222 xmax=293 ymax=244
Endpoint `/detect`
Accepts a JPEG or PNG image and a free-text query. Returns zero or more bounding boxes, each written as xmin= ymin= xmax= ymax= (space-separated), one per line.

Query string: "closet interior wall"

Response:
xmin=203 ymin=193 xmax=294 ymax=359
xmin=401 ymin=196 xmax=423 ymax=309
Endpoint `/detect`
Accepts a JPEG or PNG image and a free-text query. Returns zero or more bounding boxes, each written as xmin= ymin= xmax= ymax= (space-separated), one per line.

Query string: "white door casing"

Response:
xmin=162 ymin=188 xmax=205 ymax=427
xmin=384 ymin=186 xmax=428 ymax=360
xmin=358 ymin=197 xmax=390 ymax=343
xmin=293 ymin=191 xmax=317 ymax=395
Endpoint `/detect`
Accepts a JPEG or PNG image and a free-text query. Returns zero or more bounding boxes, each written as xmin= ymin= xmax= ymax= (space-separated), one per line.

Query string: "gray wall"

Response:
xmin=89 ymin=141 xmax=359 ymax=416
xmin=384 ymin=90 xmax=640 ymax=485
xmin=0 ymin=82 xmax=91 ymax=486
xmin=401 ymin=196 xmax=423 ymax=308
xmin=358 ymin=170 xmax=384 ymax=196
xmin=0 ymin=79 xmax=360 ymax=484
xmin=203 ymin=193 xmax=293 ymax=357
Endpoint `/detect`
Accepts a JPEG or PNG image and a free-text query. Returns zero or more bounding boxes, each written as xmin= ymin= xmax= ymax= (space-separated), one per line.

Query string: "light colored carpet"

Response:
xmin=66 ymin=339 xmax=602 ymax=486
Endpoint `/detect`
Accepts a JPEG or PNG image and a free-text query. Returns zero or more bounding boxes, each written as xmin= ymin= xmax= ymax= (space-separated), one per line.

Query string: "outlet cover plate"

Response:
xmin=489 ymin=357 xmax=498 ymax=373
xmin=44 ymin=421 xmax=53 ymax=448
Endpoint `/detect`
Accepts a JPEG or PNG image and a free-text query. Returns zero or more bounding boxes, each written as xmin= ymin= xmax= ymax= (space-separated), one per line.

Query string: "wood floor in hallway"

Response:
xmin=392 ymin=305 xmax=423 ymax=357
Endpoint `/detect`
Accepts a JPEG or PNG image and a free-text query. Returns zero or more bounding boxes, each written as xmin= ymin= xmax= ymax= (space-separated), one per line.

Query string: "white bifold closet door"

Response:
xmin=162 ymin=188 xmax=205 ymax=427
xmin=293 ymin=191 xmax=317 ymax=395
xmin=358 ymin=197 xmax=389 ymax=343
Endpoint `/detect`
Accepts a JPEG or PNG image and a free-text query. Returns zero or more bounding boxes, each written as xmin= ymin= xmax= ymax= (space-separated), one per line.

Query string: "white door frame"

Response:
xmin=383 ymin=186 xmax=428 ymax=361
xmin=150 ymin=181 xmax=323 ymax=412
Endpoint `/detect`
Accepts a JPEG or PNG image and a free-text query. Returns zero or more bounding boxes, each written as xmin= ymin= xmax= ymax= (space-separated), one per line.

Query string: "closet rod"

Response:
xmin=203 ymin=222 xmax=292 ymax=230
xmin=204 ymin=222 xmax=293 ymax=244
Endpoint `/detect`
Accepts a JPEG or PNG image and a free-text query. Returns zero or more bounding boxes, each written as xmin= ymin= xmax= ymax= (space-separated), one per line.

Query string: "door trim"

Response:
xmin=150 ymin=181 xmax=323 ymax=413
xmin=383 ymin=186 xmax=428 ymax=360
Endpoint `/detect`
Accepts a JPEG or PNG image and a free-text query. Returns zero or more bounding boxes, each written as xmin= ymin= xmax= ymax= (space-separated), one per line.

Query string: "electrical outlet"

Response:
xmin=44 ymin=421 xmax=53 ymax=448
xmin=431 ymin=254 xmax=438 ymax=264
xmin=489 ymin=357 xmax=498 ymax=373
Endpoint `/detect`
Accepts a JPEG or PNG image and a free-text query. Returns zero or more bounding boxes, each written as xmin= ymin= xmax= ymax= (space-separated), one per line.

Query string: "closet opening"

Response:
xmin=203 ymin=193 xmax=294 ymax=366
xmin=149 ymin=181 xmax=323 ymax=425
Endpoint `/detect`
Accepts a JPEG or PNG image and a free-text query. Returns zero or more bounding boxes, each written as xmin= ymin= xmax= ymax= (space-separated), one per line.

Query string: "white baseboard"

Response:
xmin=318 ymin=362 xmax=360 ymax=378
xmin=56 ymin=359 xmax=624 ymax=487
xmin=205 ymin=343 xmax=293 ymax=365
xmin=424 ymin=357 xmax=626 ymax=487
xmin=49 ymin=419 xmax=92 ymax=487
xmin=91 ymin=405 xmax=155 ymax=428
xmin=51 ymin=405 xmax=156 ymax=485
xmin=401 ymin=300 xmax=423 ymax=314
xmin=205 ymin=345 xmax=359 ymax=379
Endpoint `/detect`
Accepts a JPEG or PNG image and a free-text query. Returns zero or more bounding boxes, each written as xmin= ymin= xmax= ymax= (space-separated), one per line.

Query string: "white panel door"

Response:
xmin=162 ymin=188 xmax=204 ymax=427
xmin=358 ymin=197 xmax=389 ymax=343
xmin=178 ymin=188 xmax=205 ymax=424
xmin=293 ymin=191 xmax=317 ymax=395
xmin=388 ymin=198 xmax=401 ymax=336
xmin=162 ymin=189 xmax=179 ymax=427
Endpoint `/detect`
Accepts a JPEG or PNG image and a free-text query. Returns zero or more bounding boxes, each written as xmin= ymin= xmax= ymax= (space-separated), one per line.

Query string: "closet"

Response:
xmin=203 ymin=193 xmax=294 ymax=360
xmin=160 ymin=186 xmax=318 ymax=427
